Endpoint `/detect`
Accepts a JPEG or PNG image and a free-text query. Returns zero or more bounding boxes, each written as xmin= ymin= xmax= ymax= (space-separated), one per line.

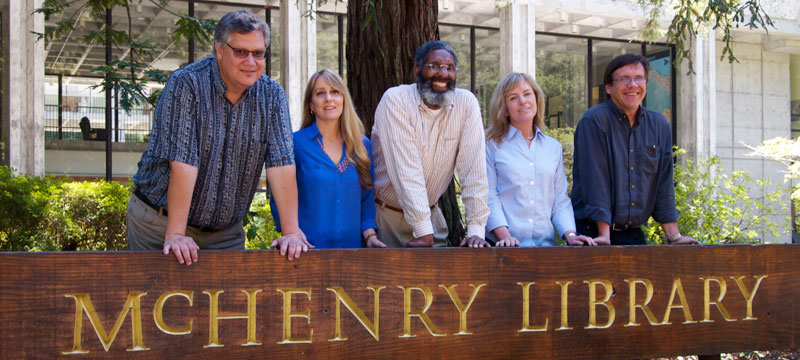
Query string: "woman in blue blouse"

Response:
xmin=485 ymin=72 xmax=602 ymax=247
xmin=272 ymin=69 xmax=384 ymax=248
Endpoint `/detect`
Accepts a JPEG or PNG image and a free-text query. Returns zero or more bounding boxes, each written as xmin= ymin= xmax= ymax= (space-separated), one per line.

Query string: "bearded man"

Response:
xmin=370 ymin=40 xmax=490 ymax=248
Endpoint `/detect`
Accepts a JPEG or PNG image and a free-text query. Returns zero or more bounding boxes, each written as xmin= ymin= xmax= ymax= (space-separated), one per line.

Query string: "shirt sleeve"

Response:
xmin=148 ymin=71 xmax=200 ymax=166
xmin=374 ymin=89 xmax=434 ymax=238
xmin=574 ymin=115 xmax=613 ymax=224
xmin=485 ymin=140 xmax=508 ymax=233
xmin=550 ymin=144 xmax=577 ymax=236
xmin=360 ymin=136 xmax=378 ymax=232
xmin=651 ymin=120 xmax=679 ymax=223
xmin=455 ymin=95 xmax=489 ymax=239
xmin=265 ymin=83 xmax=295 ymax=168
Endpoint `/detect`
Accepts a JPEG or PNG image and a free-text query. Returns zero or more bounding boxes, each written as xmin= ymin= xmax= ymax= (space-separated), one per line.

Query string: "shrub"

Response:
xmin=0 ymin=167 xmax=55 ymax=251
xmin=244 ymin=192 xmax=281 ymax=249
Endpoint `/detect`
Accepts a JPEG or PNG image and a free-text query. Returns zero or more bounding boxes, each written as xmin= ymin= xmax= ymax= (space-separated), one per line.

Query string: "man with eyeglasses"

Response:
xmin=571 ymin=53 xmax=698 ymax=246
xmin=371 ymin=40 xmax=490 ymax=248
xmin=127 ymin=10 xmax=311 ymax=265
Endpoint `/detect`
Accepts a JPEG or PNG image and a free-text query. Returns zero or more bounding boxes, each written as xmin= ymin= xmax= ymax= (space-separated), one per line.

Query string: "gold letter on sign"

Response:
xmin=731 ymin=275 xmax=767 ymax=321
xmin=327 ymin=286 xmax=385 ymax=341
xmin=153 ymin=291 xmax=193 ymax=335
xmin=62 ymin=292 xmax=149 ymax=354
xmin=700 ymin=277 xmax=736 ymax=323
xmin=276 ymin=288 xmax=313 ymax=344
xmin=555 ymin=281 xmax=573 ymax=330
xmin=203 ymin=289 xmax=262 ymax=347
xmin=398 ymin=285 xmax=445 ymax=338
xmin=624 ymin=279 xmax=662 ymax=327
xmin=517 ymin=282 xmax=548 ymax=332
xmin=661 ymin=278 xmax=696 ymax=325
xmin=441 ymin=284 xmax=486 ymax=335
xmin=584 ymin=280 xmax=615 ymax=329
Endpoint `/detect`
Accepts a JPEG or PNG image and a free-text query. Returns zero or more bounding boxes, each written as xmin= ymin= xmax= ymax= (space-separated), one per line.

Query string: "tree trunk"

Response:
xmin=346 ymin=0 xmax=438 ymax=135
xmin=347 ymin=0 xmax=466 ymax=246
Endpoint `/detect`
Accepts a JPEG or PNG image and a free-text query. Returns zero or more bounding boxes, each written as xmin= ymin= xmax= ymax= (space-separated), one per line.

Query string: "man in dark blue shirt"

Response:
xmin=127 ymin=10 xmax=312 ymax=264
xmin=571 ymin=54 xmax=698 ymax=246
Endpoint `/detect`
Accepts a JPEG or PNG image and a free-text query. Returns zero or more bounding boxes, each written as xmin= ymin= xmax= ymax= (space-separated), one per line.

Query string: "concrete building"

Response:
xmin=1 ymin=0 xmax=799 ymax=242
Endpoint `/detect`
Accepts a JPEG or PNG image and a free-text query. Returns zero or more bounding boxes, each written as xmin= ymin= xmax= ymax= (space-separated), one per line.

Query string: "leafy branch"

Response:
xmin=34 ymin=0 xmax=216 ymax=111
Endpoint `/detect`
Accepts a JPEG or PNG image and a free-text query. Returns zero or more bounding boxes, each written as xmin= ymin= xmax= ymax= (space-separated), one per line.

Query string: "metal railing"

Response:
xmin=44 ymin=105 xmax=152 ymax=142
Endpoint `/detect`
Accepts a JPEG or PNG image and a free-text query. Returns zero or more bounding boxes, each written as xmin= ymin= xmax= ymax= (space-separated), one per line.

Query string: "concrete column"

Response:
xmin=280 ymin=0 xmax=316 ymax=130
xmin=499 ymin=0 xmax=535 ymax=78
xmin=677 ymin=28 xmax=716 ymax=161
xmin=2 ymin=0 xmax=45 ymax=175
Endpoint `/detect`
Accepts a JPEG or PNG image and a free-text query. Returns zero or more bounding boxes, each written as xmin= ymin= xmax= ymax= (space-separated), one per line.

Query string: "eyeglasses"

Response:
xmin=424 ymin=63 xmax=457 ymax=73
xmin=226 ymin=44 xmax=267 ymax=59
xmin=613 ymin=76 xmax=647 ymax=85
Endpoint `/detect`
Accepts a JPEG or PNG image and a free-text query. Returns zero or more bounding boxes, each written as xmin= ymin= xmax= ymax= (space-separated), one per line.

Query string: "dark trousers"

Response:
xmin=575 ymin=218 xmax=646 ymax=245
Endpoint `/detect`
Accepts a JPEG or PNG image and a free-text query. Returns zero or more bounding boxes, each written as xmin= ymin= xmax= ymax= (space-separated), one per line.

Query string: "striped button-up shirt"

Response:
xmin=133 ymin=56 xmax=294 ymax=231
xmin=371 ymin=84 xmax=489 ymax=239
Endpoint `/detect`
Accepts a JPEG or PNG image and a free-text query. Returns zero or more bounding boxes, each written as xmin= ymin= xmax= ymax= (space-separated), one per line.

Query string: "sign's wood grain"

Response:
xmin=0 ymin=245 xmax=797 ymax=359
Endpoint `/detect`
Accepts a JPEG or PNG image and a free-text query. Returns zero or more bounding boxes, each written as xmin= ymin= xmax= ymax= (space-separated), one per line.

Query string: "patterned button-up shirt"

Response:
xmin=133 ymin=56 xmax=294 ymax=231
xmin=371 ymin=84 xmax=489 ymax=239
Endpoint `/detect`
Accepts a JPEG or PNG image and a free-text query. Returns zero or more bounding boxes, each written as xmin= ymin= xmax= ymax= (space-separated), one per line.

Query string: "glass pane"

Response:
xmin=791 ymin=55 xmax=800 ymax=139
xmin=646 ymin=44 xmax=673 ymax=124
xmin=536 ymin=34 xmax=588 ymax=129
xmin=590 ymin=40 xmax=642 ymax=107
xmin=316 ymin=12 xmax=340 ymax=75
xmin=439 ymin=24 xmax=471 ymax=92
xmin=474 ymin=28 xmax=500 ymax=126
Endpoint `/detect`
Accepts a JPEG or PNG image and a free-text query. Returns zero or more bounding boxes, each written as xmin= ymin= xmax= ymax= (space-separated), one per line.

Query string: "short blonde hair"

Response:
xmin=485 ymin=72 xmax=546 ymax=144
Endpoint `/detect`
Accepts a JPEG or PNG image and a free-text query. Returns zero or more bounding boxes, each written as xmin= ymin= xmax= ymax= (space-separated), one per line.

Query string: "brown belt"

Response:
xmin=375 ymin=198 xmax=435 ymax=213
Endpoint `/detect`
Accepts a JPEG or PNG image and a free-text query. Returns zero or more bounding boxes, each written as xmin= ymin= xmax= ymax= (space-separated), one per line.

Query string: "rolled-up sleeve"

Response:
xmin=574 ymin=116 xmax=612 ymax=224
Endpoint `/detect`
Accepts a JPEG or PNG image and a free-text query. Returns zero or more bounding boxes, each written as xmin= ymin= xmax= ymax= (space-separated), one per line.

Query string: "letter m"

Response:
xmin=63 ymin=292 xmax=149 ymax=354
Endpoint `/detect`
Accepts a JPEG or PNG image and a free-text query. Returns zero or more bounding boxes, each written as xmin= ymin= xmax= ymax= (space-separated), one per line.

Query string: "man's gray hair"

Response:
xmin=414 ymin=40 xmax=458 ymax=69
xmin=214 ymin=10 xmax=270 ymax=49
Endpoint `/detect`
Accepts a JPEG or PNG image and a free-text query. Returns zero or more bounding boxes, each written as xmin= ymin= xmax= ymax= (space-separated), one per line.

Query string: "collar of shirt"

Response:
xmin=606 ymin=100 xmax=645 ymax=127
xmin=301 ymin=121 xmax=323 ymax=142
xmin=504 ymin=124 xmax=545 ymax=144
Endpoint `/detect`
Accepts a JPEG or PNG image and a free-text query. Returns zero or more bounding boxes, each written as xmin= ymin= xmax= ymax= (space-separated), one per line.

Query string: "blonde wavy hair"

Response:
xmin=301 ymin=69 xmax=372 ymax=189
xmin=485 ymin=72 xmax=546 ymax=144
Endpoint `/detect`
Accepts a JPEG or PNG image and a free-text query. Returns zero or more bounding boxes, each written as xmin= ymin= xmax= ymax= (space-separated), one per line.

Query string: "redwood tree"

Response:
xmin=346 ymin=0 xmax=465 ymax=246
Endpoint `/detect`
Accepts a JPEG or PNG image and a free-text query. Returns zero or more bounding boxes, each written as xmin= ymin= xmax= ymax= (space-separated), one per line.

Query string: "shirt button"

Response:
xmin=631 ymin=202 xmax=636 ymax=206
xmin=528 ymin=219 xmax=533 ymax=223
xmin=529 ymin=181 xmax=535 ymax=185
xmin=629 ymin=166 xmax=634 ymax=171
xmin=630 ymin=148 xmax=634 ymax=152
xmin=631 ymin=184 xmax=635 ymax=189
xmin=529 ymin=162 xmax=534 ymax=166
xmin=529 ymin=200 xmax=534 ymax=204
xmin=627 ymin=220 xmax=632 ymax=225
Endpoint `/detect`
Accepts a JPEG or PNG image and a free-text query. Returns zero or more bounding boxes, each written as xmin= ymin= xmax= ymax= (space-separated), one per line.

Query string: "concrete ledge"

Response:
xmin=45 ymin=139 xmax=148 ymax=152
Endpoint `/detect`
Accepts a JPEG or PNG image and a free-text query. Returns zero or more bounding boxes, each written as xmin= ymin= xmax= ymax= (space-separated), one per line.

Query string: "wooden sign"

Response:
xmin=1 ymin=245 xmax=798 ymax=358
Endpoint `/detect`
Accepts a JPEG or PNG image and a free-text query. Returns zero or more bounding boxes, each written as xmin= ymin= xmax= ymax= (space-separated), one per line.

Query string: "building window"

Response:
xmin=536 ymin=34 xmax=587 ymax=129
xmin=316 ymin=12 xmax=345 ymax=77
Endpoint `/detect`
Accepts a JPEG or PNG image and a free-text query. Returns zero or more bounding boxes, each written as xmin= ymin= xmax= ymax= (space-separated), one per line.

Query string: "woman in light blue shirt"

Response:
xmin=272 ymin=69 xmax=384 ymax=248
xmin=485 ymin=73 xmax=599 ymax=247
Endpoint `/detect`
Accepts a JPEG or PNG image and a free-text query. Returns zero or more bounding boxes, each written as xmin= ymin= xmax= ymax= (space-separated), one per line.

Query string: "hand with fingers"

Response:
xmin=460 ymin=235 xmax=491 ymax=248
xmin=163 ymin=234 xmax=199 ymax=265
xmin=495 ymin=236 xmax=520 ymax=247
xmin=270 ymin=231 xmax=314 ymax=261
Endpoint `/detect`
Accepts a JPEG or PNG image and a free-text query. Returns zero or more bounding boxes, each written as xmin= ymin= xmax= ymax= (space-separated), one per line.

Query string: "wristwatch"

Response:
xmin=667 ymin=232 xmax=682 ymax=243
xmin=562 ymin=231 xmax=577 ymax=240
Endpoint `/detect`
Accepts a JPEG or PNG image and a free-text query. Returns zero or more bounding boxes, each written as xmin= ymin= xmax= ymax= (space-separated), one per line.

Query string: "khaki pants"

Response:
xmin=375 ymin=204 xmax=448 ymax=248
xmin=126 ymin=194 xmax=245 ymax=251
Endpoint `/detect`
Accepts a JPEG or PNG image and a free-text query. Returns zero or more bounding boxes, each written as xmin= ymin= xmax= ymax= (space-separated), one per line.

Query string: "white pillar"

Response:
xmin=499 ymin=0 xmax=536 ymax=78
xmin=3 ymin=0 xmax=45 ymax=175
xmin=678 ymin=28 xmax=716 ymax=161
xmin=280 ymin=0 xmax=316 ymax=130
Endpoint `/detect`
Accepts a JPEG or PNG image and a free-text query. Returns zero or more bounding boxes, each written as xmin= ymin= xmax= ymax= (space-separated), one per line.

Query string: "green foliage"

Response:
xmin=243 ymin=193 xmax=281 ymax=250
xmin=545 ymin=127 xmax=575 ymax=193
xmin=35 ymin=0 xmax=216 ymax=111
xmin=637 ymin=0 xmax=774 ymax=73
xmin=0 ymin=167 xmax=130 ymax=251
xmin=641 ymin=148 xmax=787 ymax=244
xmin=747 ymin=136 xmax=800 ymax=232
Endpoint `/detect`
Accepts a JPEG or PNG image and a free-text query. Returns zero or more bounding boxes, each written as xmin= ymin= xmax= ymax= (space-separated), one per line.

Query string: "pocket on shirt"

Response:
xmin=642 ymin=144 xmax=660 ymax=175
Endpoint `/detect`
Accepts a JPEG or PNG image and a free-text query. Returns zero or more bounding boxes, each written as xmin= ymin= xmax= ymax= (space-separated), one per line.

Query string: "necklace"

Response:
xmin=525 ymin=135 xmax=535 ymax=141
xmin=315 ymin=137 xmax=350 ymax=173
